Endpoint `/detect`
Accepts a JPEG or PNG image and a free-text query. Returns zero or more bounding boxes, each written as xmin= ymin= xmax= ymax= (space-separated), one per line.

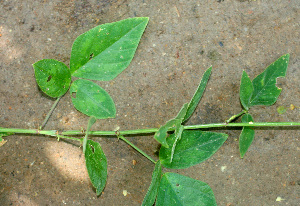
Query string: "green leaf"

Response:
xmin=170 ymin=124 xmax=183 ymax=163
xmin=249 ymin=54 xmax=290 ymax=107
xmin=153 ymin=103 xmax=188 ymax=148
xmin=33 ymin=59 xmax=71 ymax=98
xmin=142 ymin=161 xmax=162 ymax=206
xmin=70 ymin=79 xmax=116 ymax=119
xmin=240 ymin=71 xmax=254 ymax=111
xmin=156 ymin=173 xmax=217 ymax=206
xmin=159 ymin=130 xmax=228 ymax=169
xmin=83 ymin=116 xmax=97 ymax=153
xmin=175 ymin=103 xmax=189 ymax=120
xmin=70 ymin=17 xmax=149 ymax=81
xmin=154 ymin=119 xmax=178 ymax=148
xmin=183 ymin=66 xmax=212 ymax=123
xmin=239 ymin=114 xmax=255 ymax=158
xmin=85 ymin=139 xmax=107 ymax=196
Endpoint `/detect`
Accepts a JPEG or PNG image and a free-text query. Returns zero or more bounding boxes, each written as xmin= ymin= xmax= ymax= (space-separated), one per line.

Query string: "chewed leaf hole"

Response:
xmin=47 ymin=75 xmax=52 ymax=82
xmin=90 ymin=145 xmax=95 ymax=153
xmin=89 ymin=53 xmax=94 ymax=60
xmin=72 ymin=92 xmax=77 ymax=98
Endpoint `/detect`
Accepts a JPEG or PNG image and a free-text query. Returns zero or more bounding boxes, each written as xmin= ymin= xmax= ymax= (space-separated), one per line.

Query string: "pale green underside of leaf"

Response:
xmin=249 ymin=54 xmax=290 ymax=106
xmin=70 ymin=17 xmax=149 ymax=81
xmin=70 ymin=79 xmax=116 ymax=119
xmin=239 ymin=114 xmax=255 ymax=158
xmin=85 ymin=140 xmax=107 ymax=196
xmin=33 ymin=59 xmax=71 ymax=98
xmin=159 ymin=130 xmax=228 ymax=169
xmin=156 ymin=173 xmax=217 ymax=206
xmin=142 ymin=161 xmax=162 ymax=206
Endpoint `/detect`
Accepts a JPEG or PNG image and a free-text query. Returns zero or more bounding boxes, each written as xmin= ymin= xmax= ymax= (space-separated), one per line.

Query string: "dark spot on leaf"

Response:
xmin=90 ymin=145 xmax=95 ymax=153
xmin=47 ymin=75 xmax=52 ymax=82
xmin=176 ymin=183 xmax=180 ymax=187
xmin=72 ymin=92 xmax=76 ymax=98
xmin=89 ymin=53 xmax=94 ymax=60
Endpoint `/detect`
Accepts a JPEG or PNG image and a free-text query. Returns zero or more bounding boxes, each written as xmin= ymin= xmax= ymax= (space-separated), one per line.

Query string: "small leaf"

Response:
xmin=142 ymin=161 xmax=162 ymax=206
xmin=154 ymin=119 xmax=178 ymax=148
xmin=70 ymin=17 xmax=149 ymax=81
xmin=33 ymin=59 xmax=71 ymax=98
xmin=240 ymin=71 xmax=254 ymax=111
xmin=70 ymin=79 xmax=116 ymax=119
xmin=153 ymin=103 xmax=188 ymax=148
xmin=156 ymin=173 xmax=217 ymax=206
xmin=83 ymin=116 xmax=97 ymax=153
xmin=239 ymin=114 xmax=255 ymax=158
xmin=249 ymin=54 xmax=290 ymax=107
xmin=183 ymin=66 xmax=212 ymax=123
xmin=160 ymin=130 xmax=228 ymax=169
xmin=85 ymin=139 xmax=107 ymax=196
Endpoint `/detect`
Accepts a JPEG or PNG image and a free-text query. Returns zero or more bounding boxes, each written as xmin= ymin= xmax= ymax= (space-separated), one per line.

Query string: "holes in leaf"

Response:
xmin=72 ymin=92 xmax=76 ymax=98
xmin=89 ymin=53 xmax=94 ymax=60
xmin=47 ymin=75 xmax=52 ymax=82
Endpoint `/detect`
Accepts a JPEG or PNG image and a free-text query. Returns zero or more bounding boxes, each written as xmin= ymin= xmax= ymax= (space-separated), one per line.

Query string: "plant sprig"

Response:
xmin=1 ymin=18 xmax=299 ymax=206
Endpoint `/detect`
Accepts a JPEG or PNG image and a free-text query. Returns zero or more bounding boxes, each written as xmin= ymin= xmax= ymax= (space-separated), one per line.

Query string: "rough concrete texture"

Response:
xmin=0 ymin=0 xmax=299 ymax=205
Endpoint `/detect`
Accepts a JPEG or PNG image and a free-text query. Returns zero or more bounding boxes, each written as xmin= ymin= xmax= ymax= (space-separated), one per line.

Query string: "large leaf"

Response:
xmin=33 ymin=59 xmax=71 ymax=98
xmin=156 ymin=173 xmax=217 ymax=206
xmin=240 ymin=71 xmax=253 ymax=111
xmin=239 ymin=114 xmax=255 ymax=158
xmin=85 ymin=140 xmax=107 ymax=196
xmin=70 ymin=17 xmax=149 ymax=81
xmin=70 ymin=79 xmax=116 ymax=119
xmin=159 ymin=130 xmax=228 ymax=169
xmin=142 ymin=161 xmax=162 ymax=206
xmin=249 ymin=54 xmax=290 ymax=106
xmin=183 ymin=67 xmax=212 ymax=123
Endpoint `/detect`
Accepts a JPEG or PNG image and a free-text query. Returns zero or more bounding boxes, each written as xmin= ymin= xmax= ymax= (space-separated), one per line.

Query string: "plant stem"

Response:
xmin=60 ymin=122 xmax=300 ymax=136
xmin=226 ymin=110 xmax=247 ymax=123
xmin=1 ymin=122 xmax=299 ymax=137
xmin=118 ymin=135 xmax=156 ymax=164
xmin=56 ymin=134 xmax=82 ymax=142
xmin=40 ymin=97 xmax=61 ymax=129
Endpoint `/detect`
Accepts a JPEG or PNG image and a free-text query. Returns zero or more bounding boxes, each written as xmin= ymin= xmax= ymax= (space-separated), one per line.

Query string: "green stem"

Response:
xmin=1 ymin=122 xmax=299 ymax=137
xmin=226 ymin=110 xmax=247 ymax=123
xmin=40 ymin=97 xmax=61 ymax=129
xmin=56 ymin=134 xmax=82 ymax=142
xmin=118 ymin=135 xmax=156 ymax=164
xmin=61 ymin=122 xmax=300 ymax=136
